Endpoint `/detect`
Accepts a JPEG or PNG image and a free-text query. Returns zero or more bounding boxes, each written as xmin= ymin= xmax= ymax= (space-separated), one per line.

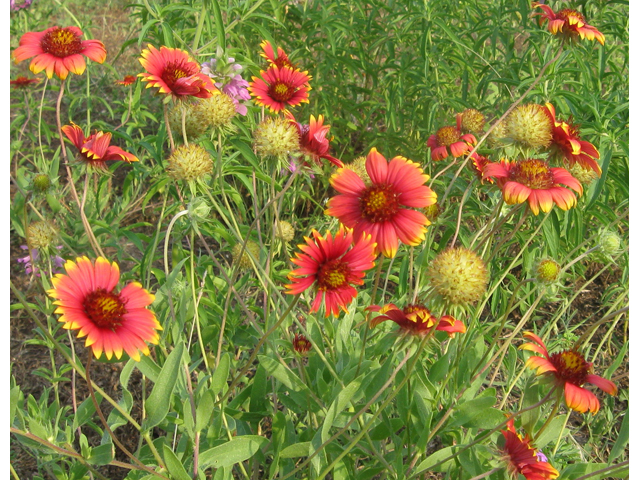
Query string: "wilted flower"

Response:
xmin=533 ymin=3 xmax=605 ymax=45
xmin=285 ymin=111 xmax=343 ymax=168
xmin=13 ymin=26 xmax=106 ymax=80
xmin=521 ymin=331 xmax=617 ymax=414
xmin=427 ymin=247 xmax=488 ymax=308
xmin=369 ymin=303 xmax=466 ymax=338
xmin=62 ymin=124 xmax=138 ymax=171
xmin=116 ymin=75 xmax=136 ymax=86
xmin=10 ymin=76 xmax=39 ymax=89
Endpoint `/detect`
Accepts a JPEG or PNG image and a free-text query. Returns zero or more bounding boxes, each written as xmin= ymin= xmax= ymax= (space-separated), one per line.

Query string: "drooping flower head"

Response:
xmin=10 ymin=76 xmax=40 ymax=89
xmin=285 ymin=111 xmax=344 ymax=168
xmin=533 ymin=3 xmax=605 ymax=45
xmin=506 ymin=104 xmax=554 ymax=149
xmin=292 ymin=333 xmax=312 ymax=355
xmin=139 ymin=45 xmax=217 ymax=99
xmin=500 ymin=418 xmax=559 ymax=480
xmin=326 ymin=148 xmax=437 ymax=258
xmin=285 ymin=227 xmax=377 ymax=318
xmin=116 ymin=75 xmax=136 ymax=86
xmin=427 ymin=247 xmax=488 ymax=308
xmin=483 ymin=158 xmax=582 ymax=215
xmin=470 ymin=152 xmax=493 ymax=183
xmin=427 ymin=115 xmax=477 ymax=161
xmin=47 ymin=257 xmax=162 ymax=361
xmin=62 ymin=123 xmax=139 ymax=171
xmin=545 ymin=103 xmax=601 ymax=176
xmin=249 ymin=65 xmax=311 ymax=113
xmin=369 ymin=303 xmax=466 ymax=338
xmin=13 ymin=26 xmax=106 ymax=80
xmin=520 ymin=331 xmax=617 ymax=414
xmin=260 ymin=40 xmax=296 ymax=69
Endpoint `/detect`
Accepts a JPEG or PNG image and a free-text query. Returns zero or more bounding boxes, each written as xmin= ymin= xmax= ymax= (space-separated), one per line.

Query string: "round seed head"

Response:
xmin=168 ymin=101 xmax=209 ymax=140
xmin=32 ymin=174 xmax=51 ymax=193
xmin=27 ymin=221 xmax=57 ymax=250
xmin=232 ymin=240 xmax=261 ymax=271
xmin=275 ymin=220 xmax=295 ymax=242
xmin=198 ymin=93 xmax=237 ymax=129
xmin=460 ymin=108 xmax=485 ymax=134
xmin=166 ymin=144 xmax=213 ymax=182
xmin=506 ymin=104 xmax=553 ymax=148
xmin=253 ymin=117 xmax=300 ymax=160
xmin=427 ymin=247 xmax=488 ymax=307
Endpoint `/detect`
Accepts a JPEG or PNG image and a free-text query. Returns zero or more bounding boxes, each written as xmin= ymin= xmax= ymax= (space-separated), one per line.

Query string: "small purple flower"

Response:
xmin=536 ymin=451 xmax=548 ymax=463
xmin=17 ymin=245 xmax=64 ymax=276
xmin=201 ymin=56 xmax=250 ymax=116
xmin=11 ymin=0 xmax=33 ymax=12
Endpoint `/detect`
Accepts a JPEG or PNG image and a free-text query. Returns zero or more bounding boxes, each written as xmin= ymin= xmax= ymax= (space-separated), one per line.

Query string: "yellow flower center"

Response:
xmin=317 ymin=260 xmax=349 ymax=290
xmin=436 ymin=126 xmax=461 ymax=146
xmin=268 ymin=81 xmax=295 ymax=102
xmin=557 ymin=9 xmax=586 ymax=26
xmin=550 ymin=350 xmax=590 ymax=386
xmin=360 ymin=184 xmax=400 ymax=222
xmin=161 ymin=61 xmax=198 ymax=88
xmin=536 ymin=259 xmax=561 ymax=283
xmin=403 ymin=304 xmax=433 ymax=326
xmin=509 ymin=159 xmax=555 ymax=190
xmin=83 ymin=288 xmax=127 ymax=330
xmin=41 ymin=27 xmax=83 ymax=58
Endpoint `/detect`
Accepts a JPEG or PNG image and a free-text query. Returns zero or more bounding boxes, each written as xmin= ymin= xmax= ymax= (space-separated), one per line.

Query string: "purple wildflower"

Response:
xmin=201 ymin=56 xmax=250 ymax=115
xmin=536 ymin=451 xmax=548 ymax=463
xmin=11 ymin=0 xmax=33 ymax=11
xmin=17 ymin=245 xmax=64 ymax=276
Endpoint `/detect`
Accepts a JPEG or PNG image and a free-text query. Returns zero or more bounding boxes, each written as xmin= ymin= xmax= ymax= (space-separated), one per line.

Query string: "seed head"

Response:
xmin=427 ymin=247 xmax=488 ymax=307
xmin=506 ymin=104 xmax=553 ymax=148
xmin=168 ymin=101 xmax=209 ymax=140
xmin=487 ymin=119 xmax=507 ymax=147
xmin=253 ymin=117 xmax=300 ymax=160
xmin=232 ymin=240 xmax=261 ymax=271
xmin=275 ymin=220 xmax=295 ymax=242
xmin=460 ymin=108 xmax=485 ymax=134
xmin=534 ymin=258 xmax=561 ymax=284
xmin=199 ymin=93 xmax=237 ymax=129
xmin=597 ymin=229 xmax=623 ymax=258
xmin=166 ymin=144 xmax=213 ymax=182
xmin=27 ymin=221 xmax=57 ymax=250
xmin=568 ymin=162 xmax=597 ymax=185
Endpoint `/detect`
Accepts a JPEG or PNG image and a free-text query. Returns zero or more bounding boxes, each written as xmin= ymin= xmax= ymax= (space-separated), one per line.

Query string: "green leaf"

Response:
xmin=608 ymin=409 xmax=628 ymax=462
xmin=280 ymin=442 xmax=311 ymax=459
xmin=199 ymin=436 xmax=268 ymax=469
xmin=196 ymin=390 xmax=215 ymax=432
xmin=535 ymin=415 xmax=567 ymax=449
xmin=559 ymin=462 xmax=627 ymax=480
xmin=143 ymin=342 xmax=184 ymax=431
xmin=86 ymin=443 xmax=114 ymax=466
xmin=211 ymin=353 xmax=230 ymax=396
xmin=414 ymin=446 xmax=457 ymax=474
xmin=258 ymin=355 xmax=307 ymax=392
xmin=448 ymin=396 xmax=496 ymax=428
xmin=163 ymin=444 xmax=192 ymax=480
xmin=320 ymin=379 xmax=361 ymax=442
xmin=10 ymin=385 xmax=20 ymax=426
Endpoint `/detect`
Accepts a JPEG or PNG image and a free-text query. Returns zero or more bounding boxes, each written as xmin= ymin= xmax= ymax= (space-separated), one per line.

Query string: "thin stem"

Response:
xmin=163 ymin=102 xmax=175 ymax=151
xmin=181 ymin=103 xmax=189 ymax=145
xmin=355 ymin=259 xmax=384 ymax=376
xmin=449 ymin=179 xmax=476 ymax=247
xmin=532 ymin=399 xmax=559 ymax=441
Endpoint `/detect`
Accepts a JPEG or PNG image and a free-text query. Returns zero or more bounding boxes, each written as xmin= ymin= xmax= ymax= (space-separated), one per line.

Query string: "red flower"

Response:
xmin=260 ymin=40 xmax=296 ymax=70
xmin=10 ymin=76 xmax=40 ymax=89
xmin=249 ymin=65 xmax=311 ymax=113
xmin=285 ymin=111 xmax=344 ymax=168
xmin=369 ymin=303 xmax=466 ymax=337
xmin=427 ymin=115 xmax=477 ymax=161
xmin=470 ymin=152 xmax=493 ymax=183
xmin=116 ymin=75 xmax=136 ymax=86
xmin=285 ymin=226 xmax=377 ymax=317
xmin=292 ymin=333 xmax=312 ymax=354
xmin=62 ymin=123 xmax=139 ymax=170
xmin=533 ymin=3 xmax=604 ymax=45
xmin=483 ymin=158 xmax=582 ymax=215
xmin=47 ymin=257 xmax=162 ymax=361
xmin=12 ymin=26 xmax=106 ymax=80
xmin=138 ymin=45 xmax=217 ymax=99
xmin=545 ymin=103 xmax=601 ymax=176
xmin=500 ymin=418 xmax=559 ymax=480
xmin=326 ymin=148 xmax=437 ymax=258
xmin=521 ymin=331 xmax=617 ymax=414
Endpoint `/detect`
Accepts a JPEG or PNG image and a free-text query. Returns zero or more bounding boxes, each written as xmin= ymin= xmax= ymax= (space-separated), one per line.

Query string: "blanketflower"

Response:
xmin=483 ymin=158 xmax=582 ymax=215
xmin=62 ymin=123 xmax=139 ymax=170
xmin=533 ymin=3 xmax=605 ymax=45
xmin=249 ymin=65 xmax=311 ymax=113
xmin=10 ymin=76 xmax=39 ymax=89
xmin=427 ymin=115 xmax=477 ymax=161
xmin=260 ymin=40 xmax=296 ymax=69
xmin=292 ymin=333 xmax=312 ymax=355
xmin=545 ymin=103 xmax=601 ymax=176
xmin=500 ymin=418 xmax=559 ymax=480
xmin=116 ymin=75 xmax=136 ymax=86
xmin=470 ymin=152 xmax=493 ymax=183
xmin=369 ymin=303 xmax=465 ymax=337
xmin=47 ymin=257 xmax=162 ymax=361
xmin=285 ymin=227 xmax=377 ymax=318
xmin=285 ymin=111 xmax=344 ymax=168
xmin=139 ymin=45 xmax=217 ymax=99
xmin=13 ymin=26 xmax=106 ymax=80
xmin=325 ymin=148 xmax=437 ymax=258
xmin=520 ymin=331 xmax=617 ymax=414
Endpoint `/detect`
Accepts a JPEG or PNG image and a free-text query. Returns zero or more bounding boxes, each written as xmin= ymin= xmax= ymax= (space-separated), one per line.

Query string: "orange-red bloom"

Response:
xmin=13 ymin=26 xmax=106 ymax=80
xmin=47 ymin=257 xmax=162 ymax=361
xmin=260 ymin=40 xmax=296 ymax=69
xmin=62 ymin=123 xmax=139 ymax=170
xmin=427 ymin=115 xmax=477 ymax=161
xmin=285 ymin=111 xmax=343 ymax=168
xmin=292 ymin=333 xmax=312 ymax=354
xmin=285 ymin=227 xmax=376 ymax=317
xmin=533 ymin=3 xmax=604 ymax=45
xmin=326 ymin=148 xmax=437 ymax=258
xmin=139 ymin=45 xmax=217 ymax=99
xmin=116 ymin=75 xmax=136 ymax=86
xmin=470 ymin=152 xmax=493 ymax=183
xmin=483 ymin=158 xmax=582 ymax=215
xmin=520 ymin=332 xmax=617 ymax=414
xmin=249 ymin=65 xmax=311 ymax=113
xmin=369 ymin=303 xmax=465 ymax=337
xmin=10 ymin=76 xmax=40 ymax=89
xmin=545 ymin=103 xmax=601 ymax=176
xmin=500 ymin=418 xmax=559 ymax=480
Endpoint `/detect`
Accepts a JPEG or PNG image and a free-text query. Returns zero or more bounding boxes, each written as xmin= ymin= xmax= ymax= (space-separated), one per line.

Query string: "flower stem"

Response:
xmin=355 ymin=259 xmax=384 ymax=376
xmin=163 ymin=102 xmax=175 ymax=151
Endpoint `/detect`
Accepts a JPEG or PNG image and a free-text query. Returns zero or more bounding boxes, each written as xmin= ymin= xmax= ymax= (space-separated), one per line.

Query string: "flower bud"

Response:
xmin=188 ymin=197 xmax=211 ymax=223
xmin=32 ymin=174 xmax=51 ymax=193
xmin=534 ymin=258 xmax=561 ymax=284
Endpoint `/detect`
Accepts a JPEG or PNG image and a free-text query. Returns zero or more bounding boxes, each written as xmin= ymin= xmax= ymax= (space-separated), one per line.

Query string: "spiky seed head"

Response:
xmin=460 ymin=108 xmax=485 ymax=134
xmin=253 ymin=117 xmax=300 ymax=160
xmin=506 ymin=104 xmax=553 ymax=148
xmin=168 ymin=101 xmax=209 ymax=141
xmin=487 ymin=119 xmax=507 ymax=147
xmin=232 ymin=240 xmax=261 ymax=271
xmin=427 ymin=247 xmax=488 ymax=307
xmin=568 ymin=162 xmax=598 ymax=185
xmin=535 ymin=258 xmax=561 ymax=284
xmin=32 ymin=174 xmax=51 ymax=193
xmin=27 ymin=221 xmax=57 ymax=250
xmin=199 ymin=93 xmax=237 ymax=129
xmin=166 ymin=144 xmax=213 ymax=182
xmin=275 ymin=220 xmax=295 ymax=242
